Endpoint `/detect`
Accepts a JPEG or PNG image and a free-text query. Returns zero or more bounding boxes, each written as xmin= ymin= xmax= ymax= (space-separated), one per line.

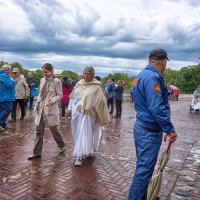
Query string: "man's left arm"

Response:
xmin=23 ymin=79 xmax=30 ymax=98
xmin=144 ymin=77 xmax=175 ymax=134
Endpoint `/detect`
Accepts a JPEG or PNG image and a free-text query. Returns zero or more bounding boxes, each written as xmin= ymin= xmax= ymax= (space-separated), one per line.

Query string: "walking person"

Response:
xmin=113 ymin=80 xmax=124 ymax=118
xmin=0 ymin=65 xmax=16 ymax=132
xmin=66 ymin=66 xmax=110 ymax=166
xmin=28 ymin=63 xmax=66 ymax=160
xmin=128 ymin=49 xmax=177 ymax=200
xmin=26 ymin=72 xmax=37 ymax=110
xmin=11 ymin=68 xmax=30 ymax=122
xmin=60 ymin=76 xmax=73 ymax=117
xmin=106 ymin=78 xmax=115 ymax=114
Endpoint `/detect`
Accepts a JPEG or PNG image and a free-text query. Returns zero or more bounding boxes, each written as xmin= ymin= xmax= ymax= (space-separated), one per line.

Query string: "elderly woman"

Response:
xmin=28 ymin=63 xmax=66 ymax=160
xmin=67 ymin=66 xmax=110 ymax=166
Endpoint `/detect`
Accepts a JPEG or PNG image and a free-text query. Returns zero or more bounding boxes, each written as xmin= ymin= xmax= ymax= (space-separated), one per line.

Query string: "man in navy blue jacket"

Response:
xmin=128 ymin=49 xmax=177 ymax=200
xmin=107 ymin=78 xmax=115 ymax=114
xmin=113 ymin=80 xmax=124 ymax=118
xmin=0 ymin=65 xmax=16 ymax=132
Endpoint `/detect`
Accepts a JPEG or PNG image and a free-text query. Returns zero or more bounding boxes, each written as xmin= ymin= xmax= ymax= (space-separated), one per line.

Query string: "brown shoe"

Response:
xmin=28 ymin=154 xmax=41 ymax=160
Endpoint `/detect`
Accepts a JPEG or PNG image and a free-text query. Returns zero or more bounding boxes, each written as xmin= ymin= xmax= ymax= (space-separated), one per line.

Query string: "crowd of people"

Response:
xmin=0 ymin=63 xmax=125 ymax=165
xmin=1 ymin=48 xmax=199 ymax=199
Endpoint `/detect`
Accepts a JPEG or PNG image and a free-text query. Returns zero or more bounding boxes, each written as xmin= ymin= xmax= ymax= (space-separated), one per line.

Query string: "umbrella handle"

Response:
xmin=164 ymin=133 xmax=170 ymax=142
xmin=167 ymin=141 xmax=173 ymax=153
xmin=164 ymin=134 xmax=173 ymax=153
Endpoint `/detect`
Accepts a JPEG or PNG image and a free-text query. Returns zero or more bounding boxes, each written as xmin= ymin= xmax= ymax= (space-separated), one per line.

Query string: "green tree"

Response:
xmin=164 ymin=64 xmax=200 ymax=93
xmin=32 ymin=69 xmax=43 ymax=87
xmin=61 ymin=70 xmax=79 ymax=80
xmin=0 ymin=60 xmax=9 ymax=67
xmin=102 ymin=73 xmax=135 ymax=90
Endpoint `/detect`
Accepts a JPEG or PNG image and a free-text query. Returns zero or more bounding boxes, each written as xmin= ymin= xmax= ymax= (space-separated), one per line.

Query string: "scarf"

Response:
xmin=40 ymin=75 xmax=55 ymax=100
xmin=70 ymin=79 xmax=110 ymax=125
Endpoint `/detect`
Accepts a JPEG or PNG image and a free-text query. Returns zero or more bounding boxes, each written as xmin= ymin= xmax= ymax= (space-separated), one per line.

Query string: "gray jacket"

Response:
xmin=12 ymin=75 xmax=30 ymax=99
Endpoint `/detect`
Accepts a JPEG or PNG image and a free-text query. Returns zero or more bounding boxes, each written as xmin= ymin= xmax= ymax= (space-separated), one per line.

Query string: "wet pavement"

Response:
xmin=0 ymin=97 xmax=200 ymax=200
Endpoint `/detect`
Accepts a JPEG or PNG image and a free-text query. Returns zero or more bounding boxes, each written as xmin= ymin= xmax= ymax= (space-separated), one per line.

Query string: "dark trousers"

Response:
xmin=61 ymin=103 xmax=68 ymax=117
xmin=25 ymin=97 xmax=34 ymax=110
xmin=0 ymin=101 xmax=13 ymax=128
xmin=131 ymin=92 xmax=134 ymax=102
xmin=11 ymin=99 xmax=26 ymax=119
xmin=115 ymin=100 xmax=122 ymax=116
xmin=29 ymin=97 xmax=34 ymax=109
xmin=107 ymin=98 xmax=114 ymax=114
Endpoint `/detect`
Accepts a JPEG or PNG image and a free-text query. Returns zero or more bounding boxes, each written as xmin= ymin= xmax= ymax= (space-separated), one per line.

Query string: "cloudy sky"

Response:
xmin=0 ymin=0 xmax=200 ymax=76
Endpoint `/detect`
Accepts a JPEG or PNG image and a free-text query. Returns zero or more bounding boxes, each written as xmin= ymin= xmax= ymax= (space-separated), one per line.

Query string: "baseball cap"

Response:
xmin=149 ymin=48 xmax=169 ymax=61
xmin=12 ymin=68 xmax=20 ymax=73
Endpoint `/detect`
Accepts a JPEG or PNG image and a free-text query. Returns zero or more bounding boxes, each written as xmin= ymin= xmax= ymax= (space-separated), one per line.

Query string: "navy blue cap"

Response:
xmin=149 ymin=48 xmax=169 ymax=61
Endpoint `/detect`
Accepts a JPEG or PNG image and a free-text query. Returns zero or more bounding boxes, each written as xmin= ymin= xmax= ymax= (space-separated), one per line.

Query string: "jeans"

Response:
xmin=0 ymin=101 xmax=13 ymax=128
xmin=128 ymin=121 xmax=163 ymax=200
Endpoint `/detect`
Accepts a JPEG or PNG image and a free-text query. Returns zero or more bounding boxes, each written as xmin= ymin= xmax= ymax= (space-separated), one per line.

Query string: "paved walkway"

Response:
xmin=0 ymin=97 xmax=200 ymax=200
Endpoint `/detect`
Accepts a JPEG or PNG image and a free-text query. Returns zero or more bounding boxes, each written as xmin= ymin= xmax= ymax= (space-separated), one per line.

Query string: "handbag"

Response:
xmin=31 ymin=86 xmax=39 ymax=97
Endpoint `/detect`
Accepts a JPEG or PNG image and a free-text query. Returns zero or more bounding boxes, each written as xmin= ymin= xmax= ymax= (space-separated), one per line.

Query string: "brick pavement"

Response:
xmin=0 ymin=98 xmax=200 ymax=200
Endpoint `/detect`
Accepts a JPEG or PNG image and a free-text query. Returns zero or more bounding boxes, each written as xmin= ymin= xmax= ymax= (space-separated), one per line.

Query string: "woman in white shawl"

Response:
xmin=66 ymin=66 xmax=110 ymax=166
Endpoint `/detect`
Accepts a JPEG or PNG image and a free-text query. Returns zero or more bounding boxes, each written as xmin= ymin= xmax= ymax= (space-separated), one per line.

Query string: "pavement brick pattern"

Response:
xmin=0 ymin=98 xmax=200 ymax=200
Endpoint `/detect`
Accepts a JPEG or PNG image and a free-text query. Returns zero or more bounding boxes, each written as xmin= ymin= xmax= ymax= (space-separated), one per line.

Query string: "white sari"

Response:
xmin=69 ymin=98 xmax=102 ymax=158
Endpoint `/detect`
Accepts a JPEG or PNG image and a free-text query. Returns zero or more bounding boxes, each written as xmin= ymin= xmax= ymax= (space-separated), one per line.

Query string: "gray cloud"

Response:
xmin=0 ymin=0 xmax=199 ymax=76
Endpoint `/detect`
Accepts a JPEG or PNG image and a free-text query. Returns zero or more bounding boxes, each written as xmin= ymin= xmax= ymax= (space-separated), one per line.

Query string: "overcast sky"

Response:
xmin=0 ymin=0 xmax=199 ymax=76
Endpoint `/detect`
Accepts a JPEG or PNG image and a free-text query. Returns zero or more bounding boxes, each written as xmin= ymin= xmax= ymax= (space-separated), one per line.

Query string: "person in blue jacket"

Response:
xmin=106 ymin=78 xmax=115 ymax=114
xmin=0 ymin=65 xmax=16 ymax=132
xmin=113 ymin=80 xmax=124 ymax=118
xmin=128 ymin=49 xmax=177 ymax=200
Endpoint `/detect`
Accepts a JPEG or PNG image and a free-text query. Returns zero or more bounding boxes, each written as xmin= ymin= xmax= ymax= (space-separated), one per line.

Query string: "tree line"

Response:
xmin=0 ymin=60 xmax=199 ymax=93
xmin=164 ymin=64 xmax=200 ymax=93
xmin=0 ymin=60 xmax=135 ymax=90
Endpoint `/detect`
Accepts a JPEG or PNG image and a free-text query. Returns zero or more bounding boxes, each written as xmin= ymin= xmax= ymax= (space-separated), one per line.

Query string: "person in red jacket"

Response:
xmin=60 ymin=76 xmax=74 ymax=117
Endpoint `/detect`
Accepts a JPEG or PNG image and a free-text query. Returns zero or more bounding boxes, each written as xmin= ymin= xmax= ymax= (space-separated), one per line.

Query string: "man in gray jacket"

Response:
xmin=11 ymin=68 xmax=30 ymax=121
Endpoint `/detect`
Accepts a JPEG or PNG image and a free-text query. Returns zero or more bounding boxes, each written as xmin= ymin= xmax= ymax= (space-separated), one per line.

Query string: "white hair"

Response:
xmin=83 ymin=66 xmax=95 ymax=78
xmin=2 ymin=64 xmax=11 ymax=70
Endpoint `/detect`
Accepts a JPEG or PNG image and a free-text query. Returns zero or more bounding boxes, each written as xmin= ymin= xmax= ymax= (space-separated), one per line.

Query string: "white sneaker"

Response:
xmin=59 ymin=145 xmax=66 ymax=153
xmin=75 ymin=158 xmax=82 ymax=166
